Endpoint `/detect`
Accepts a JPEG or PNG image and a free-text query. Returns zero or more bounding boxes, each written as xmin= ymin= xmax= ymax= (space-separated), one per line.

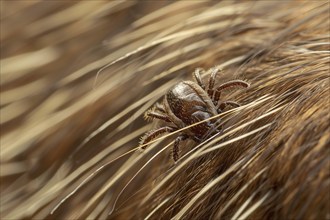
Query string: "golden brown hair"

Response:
xmin=1 ymin=1 xmax=329 ymax=219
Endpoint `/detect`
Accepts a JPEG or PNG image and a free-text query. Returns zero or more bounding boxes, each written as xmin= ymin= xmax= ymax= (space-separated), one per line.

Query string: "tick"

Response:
xmin=140 ymin=67 xmax=249 ymax=161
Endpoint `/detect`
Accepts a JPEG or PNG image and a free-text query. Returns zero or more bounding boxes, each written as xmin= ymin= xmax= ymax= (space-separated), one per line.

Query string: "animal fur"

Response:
xmin=1 ymin=1 xmax=329 ymax=219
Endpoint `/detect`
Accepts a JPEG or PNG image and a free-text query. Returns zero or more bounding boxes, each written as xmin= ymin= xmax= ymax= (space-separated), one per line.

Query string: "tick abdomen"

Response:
xmin=166 ymin=82 xmax=210 ymax=125
xmin=166 ymin=81 xmax=216 ymax=139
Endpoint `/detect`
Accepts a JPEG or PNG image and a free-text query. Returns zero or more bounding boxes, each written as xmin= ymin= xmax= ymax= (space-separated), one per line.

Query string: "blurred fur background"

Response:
xmin=1 ymin=1 xmax=329 ymax=219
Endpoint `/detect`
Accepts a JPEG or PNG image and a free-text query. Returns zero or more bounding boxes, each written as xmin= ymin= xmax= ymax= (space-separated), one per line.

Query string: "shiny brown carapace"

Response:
xmin=140 ymin=67 xmax=249 ymax=161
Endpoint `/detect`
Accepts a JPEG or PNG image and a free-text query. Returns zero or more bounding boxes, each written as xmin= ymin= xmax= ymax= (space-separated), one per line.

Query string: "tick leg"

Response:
xmin=172 ymin=134 xmax=188 ymax=161
xmin=155 ymin=102 xmax=166 ymax=113
xmin=213 ymin=80 xmax=249 ymax=103
xmin=218 ymin=100 xmax=240 ymax=111
xmin=193 ymin=68 xmax=206 ymax=89
xmin=144 ymin=110 xmax=171 ymax=122
xmin=207 ymin=67 xmax=221 ymax=98
xmin=140 ymin=126 xmax=176 ymax=149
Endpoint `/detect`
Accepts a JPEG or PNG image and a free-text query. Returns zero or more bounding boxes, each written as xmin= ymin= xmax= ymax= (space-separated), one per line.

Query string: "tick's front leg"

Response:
xmin=140 ymin=126 xmax=176 ymax=150
xmin=193 ymin=68 xmax=206 ymax=89
xmin=144 ymin=110 xmax=171 ymax=122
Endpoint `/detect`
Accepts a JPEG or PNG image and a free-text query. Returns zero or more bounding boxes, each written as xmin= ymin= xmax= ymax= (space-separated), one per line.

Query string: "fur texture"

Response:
xmin=1 ymin=1 xmax=329 ymax=219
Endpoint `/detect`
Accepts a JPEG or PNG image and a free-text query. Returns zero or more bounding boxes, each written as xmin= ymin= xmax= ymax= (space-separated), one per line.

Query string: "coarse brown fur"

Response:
xmin=1 ymin=1 xmax=329 ymax=220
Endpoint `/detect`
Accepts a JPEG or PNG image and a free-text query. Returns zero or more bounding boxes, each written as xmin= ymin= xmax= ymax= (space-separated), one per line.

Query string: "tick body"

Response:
xmin=166 ymin=81 xmax=218 ymax=141
xmin=140 ymin=67 xmax=249 ymax=161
